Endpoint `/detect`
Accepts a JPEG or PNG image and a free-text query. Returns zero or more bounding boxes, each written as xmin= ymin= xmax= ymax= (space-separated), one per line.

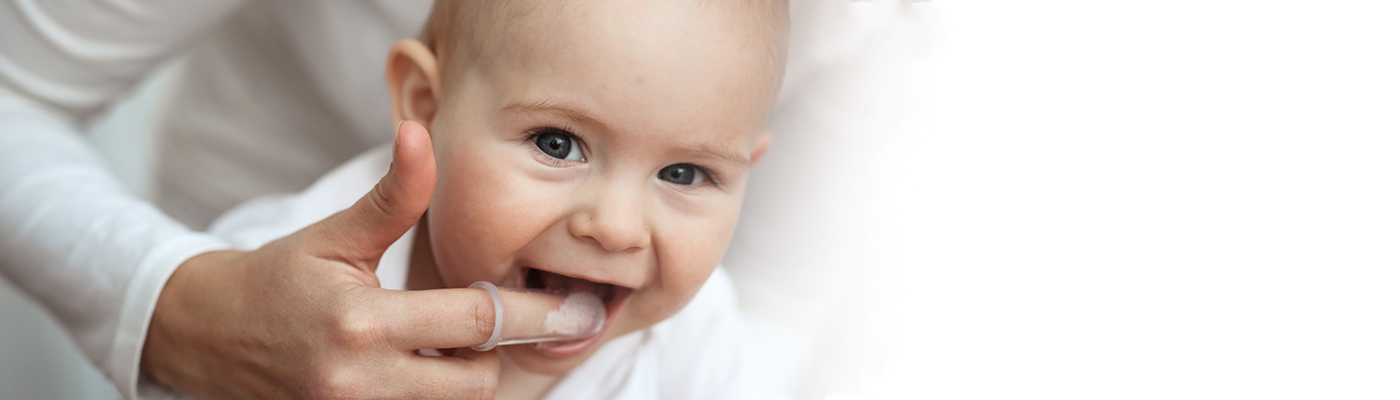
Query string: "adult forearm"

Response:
xmin=0 ymin=92 xmax=228 ymax=399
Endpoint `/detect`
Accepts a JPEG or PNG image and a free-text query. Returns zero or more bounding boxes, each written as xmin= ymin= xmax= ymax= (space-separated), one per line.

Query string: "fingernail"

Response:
xmin=392 ymin=121 xmax=405 ymax=167
xmin=394 ymin=121 xmax=405 ymax=150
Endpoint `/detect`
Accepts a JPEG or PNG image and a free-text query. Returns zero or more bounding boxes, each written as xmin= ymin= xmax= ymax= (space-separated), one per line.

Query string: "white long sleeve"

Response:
xmin=0 ymin=0 xmax=245 ymax=398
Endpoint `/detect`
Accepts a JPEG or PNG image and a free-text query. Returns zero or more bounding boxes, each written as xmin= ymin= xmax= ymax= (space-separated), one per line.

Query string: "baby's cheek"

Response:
xmin=644 ymin=238 xmax=725 ymax=315
xmin=619 ymin=271 xmax=713 ymax=333
xmin=434 ymin=164 xmax=541 ymax=247
xmin=425 ymin=187 xmax=521 ymax=281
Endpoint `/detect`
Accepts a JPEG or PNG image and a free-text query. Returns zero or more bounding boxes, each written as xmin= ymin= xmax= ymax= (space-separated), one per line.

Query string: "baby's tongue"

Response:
xmin=537 ymin=269 xmax=601 ymax=294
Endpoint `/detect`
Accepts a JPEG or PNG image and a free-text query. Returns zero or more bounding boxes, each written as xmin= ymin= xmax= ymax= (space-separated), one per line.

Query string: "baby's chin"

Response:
xmin=497 ymin=336 xmax=600 ymax=376
xmin=494 ymin=301 xmax=675 ymax=376
xmin=496 ymin=319 xmax=635 ymax=375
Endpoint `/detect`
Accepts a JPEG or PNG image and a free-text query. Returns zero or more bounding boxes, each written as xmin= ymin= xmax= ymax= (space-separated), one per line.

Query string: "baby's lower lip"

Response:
xmin=532 ymin=329 xmax=604 ymax=356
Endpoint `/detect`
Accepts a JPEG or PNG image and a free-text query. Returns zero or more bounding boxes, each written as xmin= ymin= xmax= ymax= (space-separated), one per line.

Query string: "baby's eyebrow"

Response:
xmin=501 ymin=99 xmax=600 ymax=127
xmin=681 ymin=142 xmax=750 ymax=170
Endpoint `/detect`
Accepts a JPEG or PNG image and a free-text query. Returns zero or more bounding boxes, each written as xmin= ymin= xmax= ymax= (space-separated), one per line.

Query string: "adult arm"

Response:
xmin=2 ymin=2 xmax=506 ymax=398
xmin=0 ymin=0 xmax=247 ymax=398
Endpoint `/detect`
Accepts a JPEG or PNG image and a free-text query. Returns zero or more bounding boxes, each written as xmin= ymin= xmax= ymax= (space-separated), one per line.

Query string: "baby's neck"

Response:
xmin=407 ymin=221 xmax=565 ymax=400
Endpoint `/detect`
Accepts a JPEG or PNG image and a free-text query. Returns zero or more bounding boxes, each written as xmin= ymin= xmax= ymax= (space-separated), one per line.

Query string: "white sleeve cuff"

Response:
xmin=109 ymin=233 xmax=229 ymax=400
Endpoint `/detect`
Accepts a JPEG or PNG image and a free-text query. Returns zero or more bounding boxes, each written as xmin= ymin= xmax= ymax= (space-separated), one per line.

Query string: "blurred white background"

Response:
xmin=842 ymin=1 xmax=1399 ymax=399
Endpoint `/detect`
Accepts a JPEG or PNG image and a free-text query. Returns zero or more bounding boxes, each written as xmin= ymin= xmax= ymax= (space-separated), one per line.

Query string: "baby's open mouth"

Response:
xmin=519 ymin=267 xmax=632 ymax=357
xmin=523 ymin=267 xmax=617 ymax=301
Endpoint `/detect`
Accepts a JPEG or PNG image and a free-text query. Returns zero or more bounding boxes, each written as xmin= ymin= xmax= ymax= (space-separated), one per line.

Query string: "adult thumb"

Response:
xmin=306 ymin=120 xmax=436 ymax=272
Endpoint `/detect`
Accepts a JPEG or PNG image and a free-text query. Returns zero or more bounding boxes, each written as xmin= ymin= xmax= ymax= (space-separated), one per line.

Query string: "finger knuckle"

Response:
xmin=368 ymin=182 xmax=398 ymax=218
xmin=464 ymin=299 xmax=496 ymax=341
xmin=461 ymin=355 xmax=500 ymax=400
xmin=305 ymin=366 xmax=372 ymax=400
xmin=330 ymin=308 xmax=386 ymax=351
xmin=462 ymin=373 xmax=498 ymax=400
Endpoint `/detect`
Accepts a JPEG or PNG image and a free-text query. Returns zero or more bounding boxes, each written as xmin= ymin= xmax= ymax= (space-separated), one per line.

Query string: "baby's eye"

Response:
xmin=533 ymin=129 xmax=583 ymax=161
xmin=658 ymin=163 xmax=708 ymax=186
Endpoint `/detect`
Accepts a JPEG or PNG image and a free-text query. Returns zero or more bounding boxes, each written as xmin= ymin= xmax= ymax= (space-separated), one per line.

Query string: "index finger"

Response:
xmin=373 ymin=288 xmax=497 ymax=351
xmin=373 ymin=286 xmax=606 ymax=351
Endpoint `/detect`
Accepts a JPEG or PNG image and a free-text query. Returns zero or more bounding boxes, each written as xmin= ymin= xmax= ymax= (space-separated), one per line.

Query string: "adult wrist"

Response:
xmin=115 ymin=235 xmax=230 ymax=400
xmin=140 ymin=250 xmax=245 ymax=395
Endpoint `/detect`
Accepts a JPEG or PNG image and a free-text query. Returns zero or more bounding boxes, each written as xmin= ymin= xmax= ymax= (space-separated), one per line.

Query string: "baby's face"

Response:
xmin=421 ymin=2 xmax=779 ymax=374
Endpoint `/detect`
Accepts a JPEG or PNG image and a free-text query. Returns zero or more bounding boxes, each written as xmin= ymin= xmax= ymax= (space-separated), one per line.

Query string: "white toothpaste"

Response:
xmin=544 ymin=292 xmax=606 ymax=335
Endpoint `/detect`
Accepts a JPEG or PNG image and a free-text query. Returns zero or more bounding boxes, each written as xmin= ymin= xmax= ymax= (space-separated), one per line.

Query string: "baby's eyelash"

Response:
xmin=689 ymin=164 xmax=722 ymax=188
xmin=525 ymin=126 xmax=586 ymax=165
xmin=525 ymin=126 xmax=577 ymax=142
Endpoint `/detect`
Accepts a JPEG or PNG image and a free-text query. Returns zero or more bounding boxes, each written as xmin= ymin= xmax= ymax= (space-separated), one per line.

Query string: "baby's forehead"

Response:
xmin=429 ymin=0 xmax=786 ymax=99
xmin=445 ymin=0 xmax=784 ymax=141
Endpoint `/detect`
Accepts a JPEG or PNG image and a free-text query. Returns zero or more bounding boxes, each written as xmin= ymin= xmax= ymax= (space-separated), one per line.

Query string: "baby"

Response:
xmin=210 ymin=0 xmax=788 ymax=398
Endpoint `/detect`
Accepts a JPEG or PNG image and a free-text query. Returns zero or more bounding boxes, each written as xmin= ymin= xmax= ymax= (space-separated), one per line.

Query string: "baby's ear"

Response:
xmin=386 ymin=39 xmax=442 ymax=132
xmin=749 ymin=131 xmax=774 ymax=168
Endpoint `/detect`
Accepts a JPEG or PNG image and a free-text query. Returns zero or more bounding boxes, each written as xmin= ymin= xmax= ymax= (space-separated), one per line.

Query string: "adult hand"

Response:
xmin=142 ymin=121 xmax=499 ymax=399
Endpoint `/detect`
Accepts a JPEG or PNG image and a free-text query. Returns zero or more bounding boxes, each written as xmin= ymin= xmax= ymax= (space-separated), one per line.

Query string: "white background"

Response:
xmin=838 ymin=1 xmax=1399 ymax=399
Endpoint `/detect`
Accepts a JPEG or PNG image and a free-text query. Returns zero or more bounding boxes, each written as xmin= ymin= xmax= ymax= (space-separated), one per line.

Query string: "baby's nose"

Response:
xmin=567 ymin=189 xmax=651 ymax=252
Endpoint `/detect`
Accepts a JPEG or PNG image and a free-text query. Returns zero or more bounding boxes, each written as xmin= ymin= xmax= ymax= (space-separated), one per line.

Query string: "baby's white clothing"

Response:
xmin=203 ymin=145 xmax=778 ymax=400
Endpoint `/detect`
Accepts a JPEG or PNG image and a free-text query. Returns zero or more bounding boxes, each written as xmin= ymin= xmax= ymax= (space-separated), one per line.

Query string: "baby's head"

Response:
xmin=385 ymin=0 xmax=787 ymax=375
